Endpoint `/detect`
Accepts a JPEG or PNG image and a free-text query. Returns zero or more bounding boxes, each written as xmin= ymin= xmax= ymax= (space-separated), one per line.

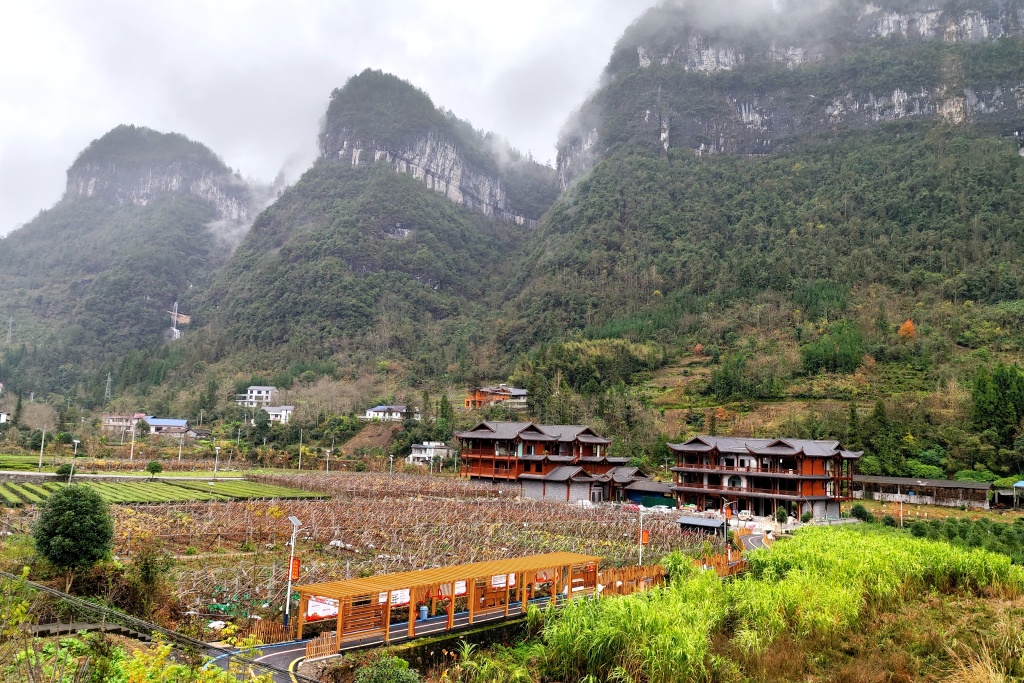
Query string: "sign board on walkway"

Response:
xmin=306 ymin=596 xmax=339 ymax=621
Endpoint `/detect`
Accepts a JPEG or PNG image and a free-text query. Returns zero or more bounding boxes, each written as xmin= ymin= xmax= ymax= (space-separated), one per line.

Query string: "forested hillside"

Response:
xmin=0 ymin=126 xmax=251 ymax=397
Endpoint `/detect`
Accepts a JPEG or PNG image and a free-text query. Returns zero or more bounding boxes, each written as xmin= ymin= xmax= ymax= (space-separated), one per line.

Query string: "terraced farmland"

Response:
xmin=0 ymin=479 xmax=327 ymax=506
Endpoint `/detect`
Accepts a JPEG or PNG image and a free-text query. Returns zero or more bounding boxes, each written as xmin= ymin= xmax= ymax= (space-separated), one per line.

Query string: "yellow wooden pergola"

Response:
xmin=295 ymin=552 xmax=600 ymax=643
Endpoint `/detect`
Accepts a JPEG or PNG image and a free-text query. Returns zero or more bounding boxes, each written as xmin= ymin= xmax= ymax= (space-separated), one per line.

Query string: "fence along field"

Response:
xmin=110 ymin=492 xmax=708 ymax=615
xmin=0 ymin=480 xmax=326 ymax=506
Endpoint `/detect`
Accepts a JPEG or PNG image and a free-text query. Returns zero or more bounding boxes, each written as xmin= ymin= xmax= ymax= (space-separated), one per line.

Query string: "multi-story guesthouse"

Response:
xmin=464 ymin=384 xmax=528 ymax=410
xmin=361 ymin=405 xmax=421 ymax=422
xmin=669 ymin=436 xmax=860 ymax=519
xmin=236 ymin=386 xmax=278 ymax=408
xmin=455 ymin=421 xmax=632 ymax=503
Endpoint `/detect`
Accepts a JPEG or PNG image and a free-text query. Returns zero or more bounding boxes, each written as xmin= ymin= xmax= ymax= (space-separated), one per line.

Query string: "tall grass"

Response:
xmin=539 ymin=526 xmax=1024 ymax=683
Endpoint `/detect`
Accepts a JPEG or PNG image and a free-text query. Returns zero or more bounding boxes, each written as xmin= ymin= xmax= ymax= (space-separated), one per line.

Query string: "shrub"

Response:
xmin=775 ymin=508 xmax=789 ymax=524
xmin=881 ymin=514 xmax=898 ymax=527
xmin=146 ymin=461 xmax=163 ymax=478
xmin=354 ymin=655 xmax=420 ymax=683
xmin=910 ymin=521 xmax=928 ymax=537
xmin=850 ymin=504 xmax=869 ymax=521
xmin=801 ymin=511 xmax=814 ymax=524
xmin=54 ymin=464 xmax=73 ymax=481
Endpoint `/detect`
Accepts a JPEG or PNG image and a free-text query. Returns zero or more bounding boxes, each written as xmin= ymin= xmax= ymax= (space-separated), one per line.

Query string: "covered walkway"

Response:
xmin=294 ymin=552 xmax=601 ymax=647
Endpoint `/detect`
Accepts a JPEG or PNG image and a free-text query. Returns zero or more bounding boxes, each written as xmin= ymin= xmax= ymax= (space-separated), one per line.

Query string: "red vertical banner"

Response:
xmin=640 ymin=530 xmax=650 ymax=546
xmin=290 ymin=557 xmax=301 ymax=581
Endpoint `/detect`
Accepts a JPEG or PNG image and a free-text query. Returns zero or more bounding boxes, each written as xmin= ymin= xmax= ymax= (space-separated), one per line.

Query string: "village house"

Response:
xmin=455 ymin=421 xmax=644 ymax=503
xmin=669 ymin=436 xmax=861 ymax=520
xmin=236 ymin=386 xmax=278 ymax=408
xmin=362 ymin=405 xmax=421 ymax=422
xmin=0 ymin=411 xmax=8 ymax=424
xmin=519 ymin=466 xmax=598 ymax=503
xmin=262 ymin=405 xmax=295 ymax=425
xmin=143 ymin=417 xmax=190 ymax=437
xmin=407 ymin=441 xmax=451 ymax=466
xmin=101 ymin=413 xmax=147 ymax=435
xmin=464 ymin=384 xmax=528 ymax=410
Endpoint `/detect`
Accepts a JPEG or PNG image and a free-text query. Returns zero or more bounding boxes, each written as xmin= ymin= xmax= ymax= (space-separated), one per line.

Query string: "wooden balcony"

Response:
xmin=672 ymin=464 xmax=831 ymax=479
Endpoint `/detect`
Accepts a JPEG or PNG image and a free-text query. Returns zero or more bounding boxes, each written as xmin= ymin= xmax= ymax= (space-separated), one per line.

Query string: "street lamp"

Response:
xmin=325 ymin=449 xmax=331 ymax=473
xmin=69 ymin=440 xmax=81 ymax=483
xmin=389 ymin=454 xmax=394 ymax=475
xmin=284 ymin=515 xmax=302 ymax=626
xmin=214 ymin=446 xmax=220 ymax=481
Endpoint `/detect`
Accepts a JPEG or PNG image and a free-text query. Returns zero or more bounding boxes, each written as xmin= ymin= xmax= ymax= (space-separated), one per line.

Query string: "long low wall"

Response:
xmin=853 ymin=491 xmax=989 ymax=510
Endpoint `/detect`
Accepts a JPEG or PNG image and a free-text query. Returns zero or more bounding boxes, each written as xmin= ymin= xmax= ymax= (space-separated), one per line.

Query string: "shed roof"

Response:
xmin=625 ymin=480 xmax=673 ymax=494
xmin=295 ymin=552 xmax=600 ymax=600
xmin=144 ymin=417 xmax=188 ymax=427
xmin=676 ymin=516 xmax=727 ymax=531
xmin=853 ymin=475 xmax=992 ymax=491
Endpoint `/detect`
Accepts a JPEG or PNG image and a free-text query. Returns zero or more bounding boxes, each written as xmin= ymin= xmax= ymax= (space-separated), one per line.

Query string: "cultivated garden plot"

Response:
xmin=0 ymin=480 xmax=325 ymax=507
xmin=104 ymin=494 xmax=703 ymax=615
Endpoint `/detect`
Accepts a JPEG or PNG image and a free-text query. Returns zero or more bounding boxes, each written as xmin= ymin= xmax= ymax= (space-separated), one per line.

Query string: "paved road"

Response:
xmin=254 ymin=601 xmax=542 ymax=682
xmin=741 ymin=533 xmax=768 ymax=551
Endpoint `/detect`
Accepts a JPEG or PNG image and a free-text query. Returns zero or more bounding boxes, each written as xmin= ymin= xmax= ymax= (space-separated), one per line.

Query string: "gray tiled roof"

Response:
xmin=670 ymin=435 xmax=859 ymax=459
xmin=454 ymin=421 xmax=610 ymax=444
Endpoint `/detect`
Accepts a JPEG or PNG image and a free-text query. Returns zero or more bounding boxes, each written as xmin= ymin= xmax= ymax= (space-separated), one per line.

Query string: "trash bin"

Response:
xmin=419 ymin=605 xmax=428 ymax=621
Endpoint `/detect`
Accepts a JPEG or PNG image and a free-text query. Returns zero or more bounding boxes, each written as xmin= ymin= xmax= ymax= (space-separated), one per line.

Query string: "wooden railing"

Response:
xmin=672 ymin=482 xmax=802 ymax=496
xmin=240 ymin=619 xmax=291 ymax=645
xmin=305 ymin=632 xmax=338 ymax=660
xmin=696 ymin=554 xmax=748 ymax=577
xmin=598 ymin=565 xmax=665 ymax=597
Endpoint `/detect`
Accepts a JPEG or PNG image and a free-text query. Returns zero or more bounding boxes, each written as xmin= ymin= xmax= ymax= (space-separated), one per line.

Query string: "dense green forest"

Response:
xmin=201 ymin=159 xmax=525 ymax=383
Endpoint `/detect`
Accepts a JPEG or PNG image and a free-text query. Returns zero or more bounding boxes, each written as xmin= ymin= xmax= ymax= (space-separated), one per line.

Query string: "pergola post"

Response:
xmin=551 ymin=567 xmax=560 ymax=607
xmin=467 ymin=579 xmax=477 ymax=625
xmin=336 ymin=598 xmax=345 ymax=643
xmin=297 ymin=594 xmax=307 ymax=640
xmin=446 ymin=582 xmax=455 ymax=631
xmin=520 ymin=572 xmax=527 ymax=613
xmin=408 ymin=589 xmax=417 ymax=639
xmin=504 ymin=575 xmax=511 ymax=617
xmin=382 ymin=591 xmax=393 ymax=643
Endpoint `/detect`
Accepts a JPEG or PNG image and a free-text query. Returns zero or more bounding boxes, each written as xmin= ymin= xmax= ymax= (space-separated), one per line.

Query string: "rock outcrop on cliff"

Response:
xmin=64 ymin=125 xmax=256 ymax=229
xmin=319 ymin=70 xmax=558 ymax=226
xmin=558 ymin=0 xmax=1024 ymax=187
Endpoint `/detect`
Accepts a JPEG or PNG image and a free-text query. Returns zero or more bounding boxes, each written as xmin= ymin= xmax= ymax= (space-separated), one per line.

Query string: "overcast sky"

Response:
xmin=0 ymin=0 xmax=655 ymax=235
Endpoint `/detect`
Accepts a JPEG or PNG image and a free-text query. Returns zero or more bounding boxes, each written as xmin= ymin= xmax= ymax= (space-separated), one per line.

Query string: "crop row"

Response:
xmin=0 ymin=479 xmax=325 ymax=507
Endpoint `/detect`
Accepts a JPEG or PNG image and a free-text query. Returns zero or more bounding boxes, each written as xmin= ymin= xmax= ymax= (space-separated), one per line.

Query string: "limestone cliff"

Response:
xmin=558 ymin=0 xmax=1024 ymax=187
xmin=64 ymin=125 xmax=255 ymax=227
xmin=319 ymin=70 xmax=558 ymax=226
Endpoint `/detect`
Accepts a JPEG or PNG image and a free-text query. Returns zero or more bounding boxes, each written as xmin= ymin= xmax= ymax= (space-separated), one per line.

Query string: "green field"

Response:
xmin=0 ymin=479 xmax=327 ymax=506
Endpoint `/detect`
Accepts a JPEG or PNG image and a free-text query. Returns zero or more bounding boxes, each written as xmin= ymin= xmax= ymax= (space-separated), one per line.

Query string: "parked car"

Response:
xmin=737 ymin=510 xmax=753 ymax=521
xmin=648 ymin=505 xmax=673 ymax=514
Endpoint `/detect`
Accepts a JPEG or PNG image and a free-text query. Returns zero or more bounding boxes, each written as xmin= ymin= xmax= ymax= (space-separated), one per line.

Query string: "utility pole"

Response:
xmin=38 ymin=429 xmax=45 ymax=473
xmin=298 ymin=429 xmax=303 ymax=470
xmin=129 ymin=427 xmax=136 ymax=463
xmin=178 ymin=434 xmax=184 ymax=462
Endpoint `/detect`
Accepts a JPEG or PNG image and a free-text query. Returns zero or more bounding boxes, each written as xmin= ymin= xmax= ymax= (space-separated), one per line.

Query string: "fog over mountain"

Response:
xmin=0 ymin=0 xmax=657 ymax=235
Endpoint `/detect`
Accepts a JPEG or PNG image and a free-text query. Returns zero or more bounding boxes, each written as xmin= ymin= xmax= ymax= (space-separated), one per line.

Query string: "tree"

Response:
xmin=146 ymin=460 xmax=163 ymax=479
xmin=12 ymin=393 xmax=22 ymax=426
xmin=897 ymin=319 xmax=917 ymax=340
xmin=33 ymin=485 xmax=113 ymax=591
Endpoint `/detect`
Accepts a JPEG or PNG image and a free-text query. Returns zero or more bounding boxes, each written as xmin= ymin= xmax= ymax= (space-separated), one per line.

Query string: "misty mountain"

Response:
xmin=558 ymin=0 xmax=1024 ymax=186
xmin=0 ymin=125 xmax=258 ymax=393
xmin=197 ymin=71 xmax=554 ymax=382
xmin=319 ymin=69 xmax=559 ymax=224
